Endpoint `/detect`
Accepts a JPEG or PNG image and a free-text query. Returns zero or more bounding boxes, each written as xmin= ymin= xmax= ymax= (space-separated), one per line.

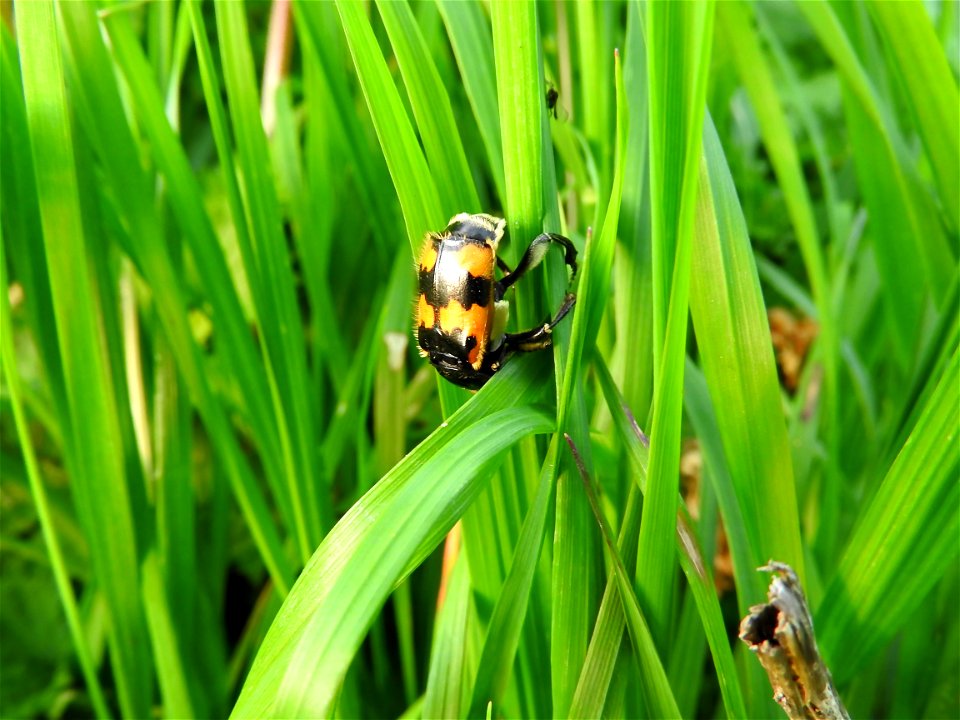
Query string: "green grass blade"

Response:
xmin=717 ymin=0 xmax=840 ymax=556
xmin=0 ymin=241 xmax=111 ymax=719
xmin=468 ymin=439 xmax=558 ymax=717
xmin=596 ymin=359 xmax=747 ymax=718
xmin=492 ymin=0 xmax=545 ymax=259
xmin=435 ymin=0 xmax=506 ymax=202
xmin=868 ymin=1 xmax=960 ymax=232
xmin=214 ymin=1 xmax=324 ymax=553
xmin=231 ymin=354 xmax=553 ymax=718
xmin=639 ymin=0 xmax=716 ymax=647
xmin=96 ymin=7 xmax=294 ymax=594
xmin=141 ymin=551 xmax=195 ymax=718
xmin=798 ymin=0 xmax=954 ymax=362
xmin=376 ymin=0 xmax=480 ymax=214
xmin=332 ymin=0 xmax=444 ymax=253
xmin=423 ymin=555 xmax=473 ymax=719
xmin=690 ymin=116 xmax=805 ymax=578
xmin=489 ymin=6 xmax=568 ymax=716
xmin=565 ymin=435 xmax=681 ymax=719
xmin=330 ymin=0 xmax=467 ymax=419
xmin=612 ymin=0 xmax=653 ymax=420
xmin=817 ymin=347 xmax=960 ymax=685
xmin=15 ymin=3 xmax=152 ymax=715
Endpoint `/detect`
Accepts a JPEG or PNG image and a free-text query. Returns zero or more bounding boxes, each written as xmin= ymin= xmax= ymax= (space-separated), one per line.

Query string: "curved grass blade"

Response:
xmin=231 ymin=354 xmax=554 ymax=718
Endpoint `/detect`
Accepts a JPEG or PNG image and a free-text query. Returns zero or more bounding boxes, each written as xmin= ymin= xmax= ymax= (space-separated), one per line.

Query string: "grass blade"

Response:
xmin=232 ymin=355 xmax=553 ymax=717
xmin=0 ymin=241 xmax=111 ymax=718
xmin=15 ymin=3 xmax=152 ymax=714
xmin=817 ymin=347 xmax=960 ymax=684
xmin=639 ymin=0 xmax=716 ymax=647
xmin=690 ymin=116 xmax=805 ymax=578
xmin=868 ymin=1 xmax=960 ymax=232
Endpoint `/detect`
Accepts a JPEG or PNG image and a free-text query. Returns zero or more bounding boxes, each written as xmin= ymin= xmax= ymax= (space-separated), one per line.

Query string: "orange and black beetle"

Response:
xmin=416 ymin=213 xmax=578 ymax=389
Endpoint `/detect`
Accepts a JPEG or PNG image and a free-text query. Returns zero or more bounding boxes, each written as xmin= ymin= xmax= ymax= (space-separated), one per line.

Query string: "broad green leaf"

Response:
xmin=232 ymin=355 xmax=553 ymax=718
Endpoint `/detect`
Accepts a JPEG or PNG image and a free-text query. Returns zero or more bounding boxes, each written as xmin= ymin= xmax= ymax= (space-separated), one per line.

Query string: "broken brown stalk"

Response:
xmin=740 ymin=562 xmax=849 ymax=720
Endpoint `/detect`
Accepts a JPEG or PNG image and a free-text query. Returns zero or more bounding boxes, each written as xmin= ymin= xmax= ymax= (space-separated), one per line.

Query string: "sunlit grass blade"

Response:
xmin=817 ymin=347 xmax=960 ymax=685
xmin=612 ymin=0 xmax=653 ymax=420
xmin=231 ymin=355 xmax=554 ymax=718
xmin=15 ymin=3 xmax=152 ymax=715
xmin=489 ymin=5 xmax=564 ymax=716
xmin=690 ymin=116 xmax=805 ymax=575
xmin=640 ymin=0 xmax=715 ymax=648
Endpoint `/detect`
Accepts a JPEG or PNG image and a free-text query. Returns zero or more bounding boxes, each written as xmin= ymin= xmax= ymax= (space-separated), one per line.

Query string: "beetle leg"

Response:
xmin=503 ymin=293 xmax=576 ymax=353
xmin=498 ymin=232 xmax=578 ymax=294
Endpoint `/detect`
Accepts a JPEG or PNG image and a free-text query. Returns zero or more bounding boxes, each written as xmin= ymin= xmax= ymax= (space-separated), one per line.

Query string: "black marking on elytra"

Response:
xmin=419 ymin=266 xmax=493 ymax=309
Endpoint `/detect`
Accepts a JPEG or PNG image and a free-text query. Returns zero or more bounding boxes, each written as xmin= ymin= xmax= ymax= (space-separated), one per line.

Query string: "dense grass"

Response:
xmin=2 ymin=1 xmax=957 ymax=718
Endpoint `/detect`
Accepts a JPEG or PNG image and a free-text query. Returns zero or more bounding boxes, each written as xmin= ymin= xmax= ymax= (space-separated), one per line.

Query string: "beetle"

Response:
xmin=416 ymin=212 xmax=578 ymax=389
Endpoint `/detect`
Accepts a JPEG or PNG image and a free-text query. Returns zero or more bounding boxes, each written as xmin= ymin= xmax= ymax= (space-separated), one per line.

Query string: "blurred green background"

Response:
xmin=2 ymin=0 xmax=957 ymax=718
